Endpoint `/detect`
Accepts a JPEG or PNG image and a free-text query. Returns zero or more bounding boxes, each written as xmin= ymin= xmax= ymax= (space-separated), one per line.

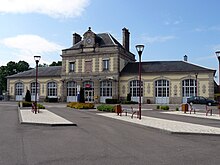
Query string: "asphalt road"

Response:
xmin=1 ymin=102 xmax=220 ymax=165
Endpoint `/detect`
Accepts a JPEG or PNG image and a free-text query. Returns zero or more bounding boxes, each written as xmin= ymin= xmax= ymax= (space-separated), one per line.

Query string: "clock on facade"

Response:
xmin=86 ymin=38 xmax=92 ymax=44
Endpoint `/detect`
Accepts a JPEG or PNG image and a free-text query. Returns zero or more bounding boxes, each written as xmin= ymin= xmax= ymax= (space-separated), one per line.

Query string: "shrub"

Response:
xmin=79 ymin=88 xmax=85 ymax=103
xmin=19 ymin=101 xmax=45 ymax=109
xmin=22 ymin=101 xmax=32 ymax=107
xmin=67 ymin=102 xmax=94 ymax=109
xmin=105 ymin=99 xmax=119 ymax=104
xmin=127 ymin=93 xmax=131 ymax=101
xmin=160 ymin=105 xmax=169 ymax=110
xmin=97 ymin=104 xmax=115 ymax=112
xmin=25 ymin=90 xmax=31 ymax=102
xmin=121 ymin=100 xmax=138 ymax=104
xmin=37 ymin=103 xmax=45 ymax=109
xmin=48 ymin=98 xmax=58 ymax=102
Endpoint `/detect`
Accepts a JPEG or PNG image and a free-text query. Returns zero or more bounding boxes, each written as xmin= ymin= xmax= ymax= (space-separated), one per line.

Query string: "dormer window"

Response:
xmin=103 ymin=59 xmax=109 ymax=71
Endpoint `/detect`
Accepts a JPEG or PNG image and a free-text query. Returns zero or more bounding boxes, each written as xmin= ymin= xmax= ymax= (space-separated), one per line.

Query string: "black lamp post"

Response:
xmin=136 ymin=45 xmax=144 ymax=120
xmin=195 ymin=73 xmax=198 ymax=97
xmin=34 ymin=55 xmax=41 ymax=114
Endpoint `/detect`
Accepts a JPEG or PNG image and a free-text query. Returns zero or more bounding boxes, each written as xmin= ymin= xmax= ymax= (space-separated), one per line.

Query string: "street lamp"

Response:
xmin=195 ymin=73 xmax=198 ymax=97
xmin=34 ymin=55 xmax=41 ymax=114
xmin=136 ymin=45 xmax=144 ymax=120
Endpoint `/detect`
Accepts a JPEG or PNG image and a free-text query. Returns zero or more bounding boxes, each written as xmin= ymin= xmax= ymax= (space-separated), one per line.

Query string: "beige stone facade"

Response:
xmin=7 ymin=28 xmax=216 ymax=104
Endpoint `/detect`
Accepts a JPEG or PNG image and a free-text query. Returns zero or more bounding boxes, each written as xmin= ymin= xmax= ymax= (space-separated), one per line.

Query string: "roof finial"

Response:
xmin=88 ymin=27 xmax=91 ymax=31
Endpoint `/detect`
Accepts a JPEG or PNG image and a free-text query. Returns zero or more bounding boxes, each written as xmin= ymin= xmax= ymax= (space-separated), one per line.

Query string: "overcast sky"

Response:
xmin=0 ymin=0 xmax=220 ymax=75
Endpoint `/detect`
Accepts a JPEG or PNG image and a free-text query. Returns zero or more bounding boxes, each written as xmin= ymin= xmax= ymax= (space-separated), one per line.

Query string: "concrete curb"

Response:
xmin=18 ymin=107 xmax=77 ymax=126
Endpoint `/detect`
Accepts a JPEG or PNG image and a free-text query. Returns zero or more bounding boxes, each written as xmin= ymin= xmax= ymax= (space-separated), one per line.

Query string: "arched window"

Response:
xmin=155 ymin=79 xmax=169 ymax=97
xmin=100 ymin=81 xmax=112 ymax=97
xmin=31 ymin=82 xmax=40 ymax=96
xmin=15 ymin=82 xmax=23 ymax=101
xmin=130 ymin=80 xmax=143 ymax=97
xmin=47 ymin=82 xmax=57 ymax=98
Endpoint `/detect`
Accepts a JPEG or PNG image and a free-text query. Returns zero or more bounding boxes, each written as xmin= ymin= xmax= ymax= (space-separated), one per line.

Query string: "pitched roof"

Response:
xmin=120 ymin=61 xmax=216 ymax=75
xmin=7 ymin=66 xmax=61 ymax=78
xmin=63 ymin=33 xmax=124 ymax=50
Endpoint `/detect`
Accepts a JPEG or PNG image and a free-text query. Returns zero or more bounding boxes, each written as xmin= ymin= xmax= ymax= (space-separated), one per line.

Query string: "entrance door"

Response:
xmin=85 ymin=90 xmax=94 ymax=102
xmin=83 ymin=81 xmax=94 ymax=103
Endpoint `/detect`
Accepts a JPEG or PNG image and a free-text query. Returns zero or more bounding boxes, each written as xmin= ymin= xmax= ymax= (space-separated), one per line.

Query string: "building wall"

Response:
xmin=8 ymin=77 xmax=62 ymax=101
xmin=119 ymin=72 xmax=214 ymax=104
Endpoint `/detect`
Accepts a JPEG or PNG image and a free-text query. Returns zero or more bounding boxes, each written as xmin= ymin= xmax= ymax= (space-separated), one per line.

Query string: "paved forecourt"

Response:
xmin=18 ymin=108 xmax=76 ymax=126
xmin=98 ymin=112 xmax=220 ymax=135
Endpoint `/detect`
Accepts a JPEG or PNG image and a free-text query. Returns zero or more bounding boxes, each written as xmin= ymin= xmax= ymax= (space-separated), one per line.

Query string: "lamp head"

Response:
xmin=34 ymin=56 xmax=41 ymax=63
xmin=136 ymin=45 xmax=144 ymax=56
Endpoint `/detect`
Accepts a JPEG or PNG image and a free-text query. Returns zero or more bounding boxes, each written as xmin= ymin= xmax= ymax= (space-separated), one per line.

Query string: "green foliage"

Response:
xmin=25 ymin=90 xmax=31 ymax=102
xmin=97 ymin=104 xmax=115 ymax=112
xmin=21 ymin=101 xmax=32 ymax=107
xmin=157 ymin=105 xmax=169 ymax=110
xmin=121 ymin=100 xmax=138 ymax=104
xmin=0 ymin=61 xmax=30 ymax=93
xmin=67 ymin=102 xmax=94 ymax=109
xmin=79 ymin=88 xmax=85 ymax=103
xmin=176 ymin=107 xmax=179 ymax=111
xmin=49 ymin=61 xmax=62 ymax=66
xmin=19 ymin=101 xmax=45 ymax=109
xmin=127 ymin=93 xmax=131 ymax=101
xmin=37 ymin=104 xmax=45 ymax=109
xmin=105 ymin=99 xmax=119 ymax=104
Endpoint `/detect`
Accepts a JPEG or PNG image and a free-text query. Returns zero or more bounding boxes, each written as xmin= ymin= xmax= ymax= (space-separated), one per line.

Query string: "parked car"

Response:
xmin=187 ymin=96 xmax=218 ymax=105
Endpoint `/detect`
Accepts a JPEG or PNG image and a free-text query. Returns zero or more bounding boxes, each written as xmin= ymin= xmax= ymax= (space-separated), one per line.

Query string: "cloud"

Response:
xmin=195 ymin=26 xmax=220 ymax=32
xmin=141 ymin=34 xmax=175 ymax=44
xmin=0 ymin=0 xmax=90 ymax=18
xmin=0 ymin=34 xmax=63 ymax=66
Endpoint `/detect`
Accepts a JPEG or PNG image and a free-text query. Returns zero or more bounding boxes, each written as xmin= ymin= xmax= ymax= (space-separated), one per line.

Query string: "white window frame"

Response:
xmin=47 ymin=82 xmax=57 ymax=98
xmin=103 ymin=59 xmax=109 ymax=71
xmin=69 ymin=62 xmax=75 ymax=72
xmin=15 ymin=82 xmax=23 ymax=96
xmin=100 ymin=81 xmax=112 ymax=97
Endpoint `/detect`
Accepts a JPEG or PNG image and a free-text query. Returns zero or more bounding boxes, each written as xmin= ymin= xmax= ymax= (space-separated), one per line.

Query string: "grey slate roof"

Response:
xmin=7 ymin=66 xmax=61 ymax=78
xmin=63 ymin=33 xmax=124 ymax=50
xmin=120 ymin=61 xmax=216 ymax=75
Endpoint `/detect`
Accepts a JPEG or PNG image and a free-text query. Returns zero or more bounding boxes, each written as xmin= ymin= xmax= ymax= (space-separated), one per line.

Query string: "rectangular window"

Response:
xmin=69 ymin=62 xmax=75 ymax=72
xmin=85 ymin=60 xmax=92 ymax=73
xmin=103 ymin=59 xmax=109 ymax=71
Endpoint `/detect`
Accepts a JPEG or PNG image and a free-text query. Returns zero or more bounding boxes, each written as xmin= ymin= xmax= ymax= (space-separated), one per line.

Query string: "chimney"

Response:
xmin=73 ymin=33 xmax=82 ymax=45
xmin=122 ymin=28 xmax=130 ymax=52
xmin=184 ymin=55 xmax=188 ymax=62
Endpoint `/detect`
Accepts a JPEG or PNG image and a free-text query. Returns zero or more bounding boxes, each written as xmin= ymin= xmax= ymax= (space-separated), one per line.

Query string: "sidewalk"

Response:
xmin=97 ymin=111 xmax=220 ymax=135
xmin=18 ymin=108 xmax=77 ymax=126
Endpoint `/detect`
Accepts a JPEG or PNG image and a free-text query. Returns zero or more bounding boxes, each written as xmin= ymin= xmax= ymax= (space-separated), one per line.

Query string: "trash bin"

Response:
xmin=115 ymin=104 xmax=122 ymax=115
xmin=182 ymin=104 xmax=188 ymax=113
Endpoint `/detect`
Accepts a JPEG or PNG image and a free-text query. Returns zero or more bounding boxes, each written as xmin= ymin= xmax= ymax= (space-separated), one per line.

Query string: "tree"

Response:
xmin=25 ymin=90 xmax=31 ymax=102
xmin=49 ymin=61 xmax=62 ymax=66
xmin=79 ymin=88 xmax=85 ymax=103
xmin=38 ymin=63 xmax=48 ymax=67
xmin=16 ymin=61 xmax=30 ymax=72
xmin=0 ymin=61 xmax=30 ymax=93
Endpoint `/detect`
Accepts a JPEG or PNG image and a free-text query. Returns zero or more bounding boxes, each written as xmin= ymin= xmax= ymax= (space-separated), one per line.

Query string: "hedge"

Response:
xmin=97 ymin=104 xmax=115 ymax=112
xmin=67 ymin=102 xmax=94 ymax=109
xmin=19 ymin=101 xmax=45 ymax=109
